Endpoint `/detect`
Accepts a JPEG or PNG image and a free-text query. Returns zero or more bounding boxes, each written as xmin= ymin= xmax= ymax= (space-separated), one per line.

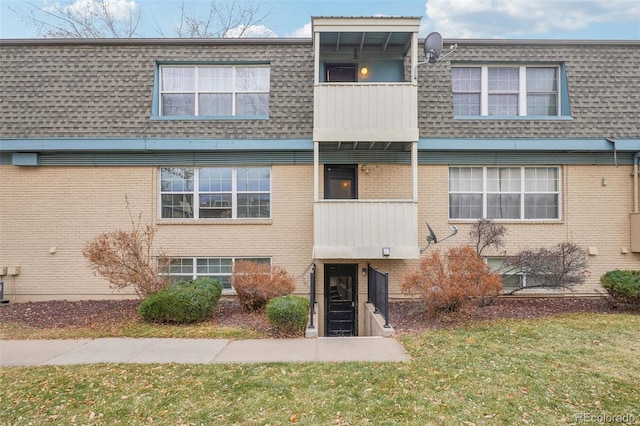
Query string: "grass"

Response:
xmin=1 ymin=319 xmax=266 ymax=340
xmin=2 ymin=313 xmax=639 ymax=425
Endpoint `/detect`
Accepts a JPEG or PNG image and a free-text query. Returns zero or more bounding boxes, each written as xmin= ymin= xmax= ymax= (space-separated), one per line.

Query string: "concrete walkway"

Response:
xmin=1 ymin=337 xmax=410 ymax=366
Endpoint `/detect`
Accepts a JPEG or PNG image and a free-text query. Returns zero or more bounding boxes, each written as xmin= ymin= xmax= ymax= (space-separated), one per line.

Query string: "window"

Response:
xmin=486 ymin=257 xmax=546 ymax=293
xmin=160 ymin=167 xmax=271 ymax=219
xmin=452 ymin=66 xmax=560 ymax=117
xmin=159 ymin=65 xmax=270 ymax=117
xmin=449 ymin=166 xmax=560 ymax=220
xmin=163 ymin=257 xmax=271 ymax=290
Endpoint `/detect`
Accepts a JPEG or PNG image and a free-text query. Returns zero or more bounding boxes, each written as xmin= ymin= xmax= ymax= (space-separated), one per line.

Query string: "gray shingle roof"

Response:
xmin=1 ymin=39 xmax=638 ymax=140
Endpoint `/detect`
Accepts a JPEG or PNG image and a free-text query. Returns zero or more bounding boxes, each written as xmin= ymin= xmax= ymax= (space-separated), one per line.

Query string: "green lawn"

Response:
xmin=2 ymin=313 xmax=639 ymax=425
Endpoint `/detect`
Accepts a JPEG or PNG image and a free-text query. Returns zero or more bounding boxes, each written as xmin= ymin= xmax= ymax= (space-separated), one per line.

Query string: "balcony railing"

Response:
xmin=313 ymin=83 xmax=418 ymax=142
xmin=313 ymin=200 xmax=419 ymax=259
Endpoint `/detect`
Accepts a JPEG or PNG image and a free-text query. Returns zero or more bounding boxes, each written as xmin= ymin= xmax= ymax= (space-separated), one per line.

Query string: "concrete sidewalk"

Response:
xmin=1 ymin=337 xmax=410 ymax=366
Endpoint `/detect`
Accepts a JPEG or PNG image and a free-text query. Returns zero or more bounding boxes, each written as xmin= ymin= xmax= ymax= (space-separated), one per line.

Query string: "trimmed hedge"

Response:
xmin=138 ymin=278 xmax=223 ymax=323
xmin=266 ymin=295 xmax=310 ymax=334
xmin=600 ymin=270 xmax=640 ymax=308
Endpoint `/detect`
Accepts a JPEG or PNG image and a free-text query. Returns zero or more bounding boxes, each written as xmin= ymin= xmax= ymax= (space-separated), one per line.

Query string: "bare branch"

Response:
xmin=469 ymin=218 xmax=508 ymax=256
xmin=502 ymin=242 xmax=589 ymax=294
xmin=11 ymin=0 xmax=141 ymax=38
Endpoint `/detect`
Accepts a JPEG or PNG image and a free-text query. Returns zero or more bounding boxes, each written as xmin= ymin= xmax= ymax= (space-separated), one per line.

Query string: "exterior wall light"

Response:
xmin=359 ymin=66 xmax=369 ymax=76
xmin=382 ymin=247 xmax=391 ymax=257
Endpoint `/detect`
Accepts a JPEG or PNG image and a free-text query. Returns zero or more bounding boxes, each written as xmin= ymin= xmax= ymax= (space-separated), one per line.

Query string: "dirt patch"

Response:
xmin=0 ymin=296 xmax=634 ymax=336
xmin=390 ymin=296 xmax=634 ymax=334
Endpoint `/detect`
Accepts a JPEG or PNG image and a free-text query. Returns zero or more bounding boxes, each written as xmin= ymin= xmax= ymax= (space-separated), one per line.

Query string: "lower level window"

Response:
xmin=487 ymin=257 xmax=546 ymax=292
xmin=162 ymin=257 xmax=271 ymax=290
xmin=449 ymin=166 xmax=560 ymax=220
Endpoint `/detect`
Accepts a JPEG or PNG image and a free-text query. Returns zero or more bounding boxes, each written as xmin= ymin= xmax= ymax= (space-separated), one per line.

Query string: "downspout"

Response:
xmin=634 ymin=152 xmax=640 ymax=213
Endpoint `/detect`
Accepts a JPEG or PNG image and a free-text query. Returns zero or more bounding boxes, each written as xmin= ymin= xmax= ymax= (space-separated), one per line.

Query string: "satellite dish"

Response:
xmin=426 ymin=222 xmax=438 ymax=243
xmin=421 ymin=222 xmax=459 ymax=253
xmin=424 ymin=32 xmax=443 ymax=64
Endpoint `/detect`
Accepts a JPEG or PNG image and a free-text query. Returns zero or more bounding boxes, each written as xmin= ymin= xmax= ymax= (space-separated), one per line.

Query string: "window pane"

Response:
xmin=161 ymin=168 xmax=194 ymax=192
xmin=488 ymin=67 xmax=519 ymax=91
xmin=161 ymin=67 xmax=195 ymax=91
xmin=199 ymin=93 xmax=233 ymax=116
xmin=162 ymin=94 xmax=195 ymax=116
xmin=161 ymin=194 xmax=194 ymax=218
xmin=452 ymin=67 xmax=481 ymax=91
xmin=198 ymin=67 xmax=233 ymax=92
xmin=525 ymin=167 xmax=558 ymax=192
xmin=449 ymin=193 xmax=482 ymax=219
xmin=237 ymin=193 xmax=270 ymax=218
xmin=487 ymin=167 xmax=520 ymax=192
xmin=488 ymin=94 xmax=518 ymax=116
xmin=524 ymin=194 xmax=558 ymax=219
xmin=199 ymin=194 xmax=232 ymax=218
xmin=168 ymin=258 xmax=193 ymax=275
xmin=527 ymin=94 xmax=557 ymax=116
xmin=236 ymin=67 xmax=270 ymax=92
xmin=453 ymin=94 xmax=480 ymax=115
xmin=237 ymin=167 xmax=271 ymax=191
xmin=236 ymin=93 xmax=269 ymax=116
xmin=199 ymin=167 xmax=232 ymax=192
xmin=526 ymin=67 xmax=557 ymax=92
xmin=197 ymin=258 xmax=232 ymax=274
xmin=449 ymin=167 xmax=482 ymax=192
xmin=487 ymin=194 xmax=520 ymax=219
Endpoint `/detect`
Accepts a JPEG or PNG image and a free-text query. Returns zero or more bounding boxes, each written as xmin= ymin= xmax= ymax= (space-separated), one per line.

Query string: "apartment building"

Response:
xmin=1 ymin=17 xmax=639 ymax=336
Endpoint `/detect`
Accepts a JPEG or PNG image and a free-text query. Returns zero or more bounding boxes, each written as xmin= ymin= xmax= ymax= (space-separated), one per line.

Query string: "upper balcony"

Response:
xmin=312 ymin=17 xmax=421 ymax=143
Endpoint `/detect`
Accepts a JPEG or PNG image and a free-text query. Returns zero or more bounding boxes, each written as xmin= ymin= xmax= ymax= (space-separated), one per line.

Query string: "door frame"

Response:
xmin=324 ymin=263 xmax=358 ymax=336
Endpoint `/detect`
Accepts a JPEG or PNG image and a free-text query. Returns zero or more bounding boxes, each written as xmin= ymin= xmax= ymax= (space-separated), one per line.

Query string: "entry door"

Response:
xmin=324 ymin=165 xmax=357 ymax=199
xmin=325 ymin=264 xmax=358 ymax=336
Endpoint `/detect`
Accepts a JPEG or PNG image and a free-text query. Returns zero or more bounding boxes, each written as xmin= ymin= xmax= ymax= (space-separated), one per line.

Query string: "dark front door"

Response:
xmin=325 ymin=264 xmax=358 ymax=336
xmin=324 ymin=165 xmax=357 ymax=199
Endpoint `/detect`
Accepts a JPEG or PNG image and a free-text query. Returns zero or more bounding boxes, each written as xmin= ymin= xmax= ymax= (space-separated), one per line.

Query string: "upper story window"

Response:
xmin=452 ymin=66 xmax=561 ymax=117
xmin=159 ymin=65 xmax=270 ymax=118
xmin=449 ymin=166 xmax=561 ymax=220
xmin=160 ymin=166 xmax=271 ymax=220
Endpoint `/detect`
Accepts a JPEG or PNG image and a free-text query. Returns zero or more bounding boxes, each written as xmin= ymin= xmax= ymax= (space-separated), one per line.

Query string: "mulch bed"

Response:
xmin=0 ymin=296 xmax=635 ymax=336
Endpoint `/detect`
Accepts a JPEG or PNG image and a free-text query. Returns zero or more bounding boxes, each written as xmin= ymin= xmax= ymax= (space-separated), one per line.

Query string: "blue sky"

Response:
xmin=1 ymin=0 xmax=639 ymax=39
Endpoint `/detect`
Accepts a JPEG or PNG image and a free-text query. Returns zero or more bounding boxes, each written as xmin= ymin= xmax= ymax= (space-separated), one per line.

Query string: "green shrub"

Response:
xmin=138 ymin=278 xmax=223 ymax=323
xmin=266 ymin=295 xmax=310 ymax=334
xmin=600 ymin=270 xmax=640 ymax=308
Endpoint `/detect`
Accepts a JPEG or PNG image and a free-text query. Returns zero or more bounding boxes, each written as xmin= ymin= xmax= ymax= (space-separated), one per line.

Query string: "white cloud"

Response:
xmin=58 ymin=0 xmax=138 ymax=20
xmin=423 ymin=0 xmax=640 ymax=38
xmin=225 ymin=24 xmax=277 ymax=38
xmin=288 ymin=22 xmax=311 ymax=38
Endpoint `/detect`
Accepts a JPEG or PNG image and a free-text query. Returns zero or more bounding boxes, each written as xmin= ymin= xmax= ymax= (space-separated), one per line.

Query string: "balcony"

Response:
xmin=313 ymin=200 xmax=419 ymax=259
xmin=313 ymin=83 xmax=418 ymax=143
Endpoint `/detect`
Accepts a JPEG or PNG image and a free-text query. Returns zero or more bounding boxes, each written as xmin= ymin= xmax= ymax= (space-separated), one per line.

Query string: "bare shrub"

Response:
xmin=83 ymin=223 xmax=168 ymax=299
xmin=231 ymin=261 xmax=295 ymax=312
xmin=470 ymin=218 xmax=507 ymax=256
xmin=83 ymin=199 xmax=167 ymax=299
xmin=400 ymin=246 xmax=503 ymax=316
xmin=502 ymin=242 xmax=589 ymax=294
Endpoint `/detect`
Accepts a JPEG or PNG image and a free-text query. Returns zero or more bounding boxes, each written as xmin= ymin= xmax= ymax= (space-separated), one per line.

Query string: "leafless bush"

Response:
xmin=501 ymin=242 xmax=589 ymax=294
xmin=231 ymin=261 xmax=295 ymax=312
xmin=469 ymin=218 xmax=507 ymax=256
xmin=400 ymin=246 xmax=503 ymax=316
xmin=82 ymin=201 xmax=168 ymax=299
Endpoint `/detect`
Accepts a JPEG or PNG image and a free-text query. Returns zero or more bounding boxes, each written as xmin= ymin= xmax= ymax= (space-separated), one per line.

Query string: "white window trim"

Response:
xmin=454 ymin=65 xmax=561 ymax=117
xmin=449 ymin=166 xmax=562 ymax=221
xmin=159 ymin=166 xmax=272 ymax=220
xmin=159 ymin=65 xmax=270 ymax=117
